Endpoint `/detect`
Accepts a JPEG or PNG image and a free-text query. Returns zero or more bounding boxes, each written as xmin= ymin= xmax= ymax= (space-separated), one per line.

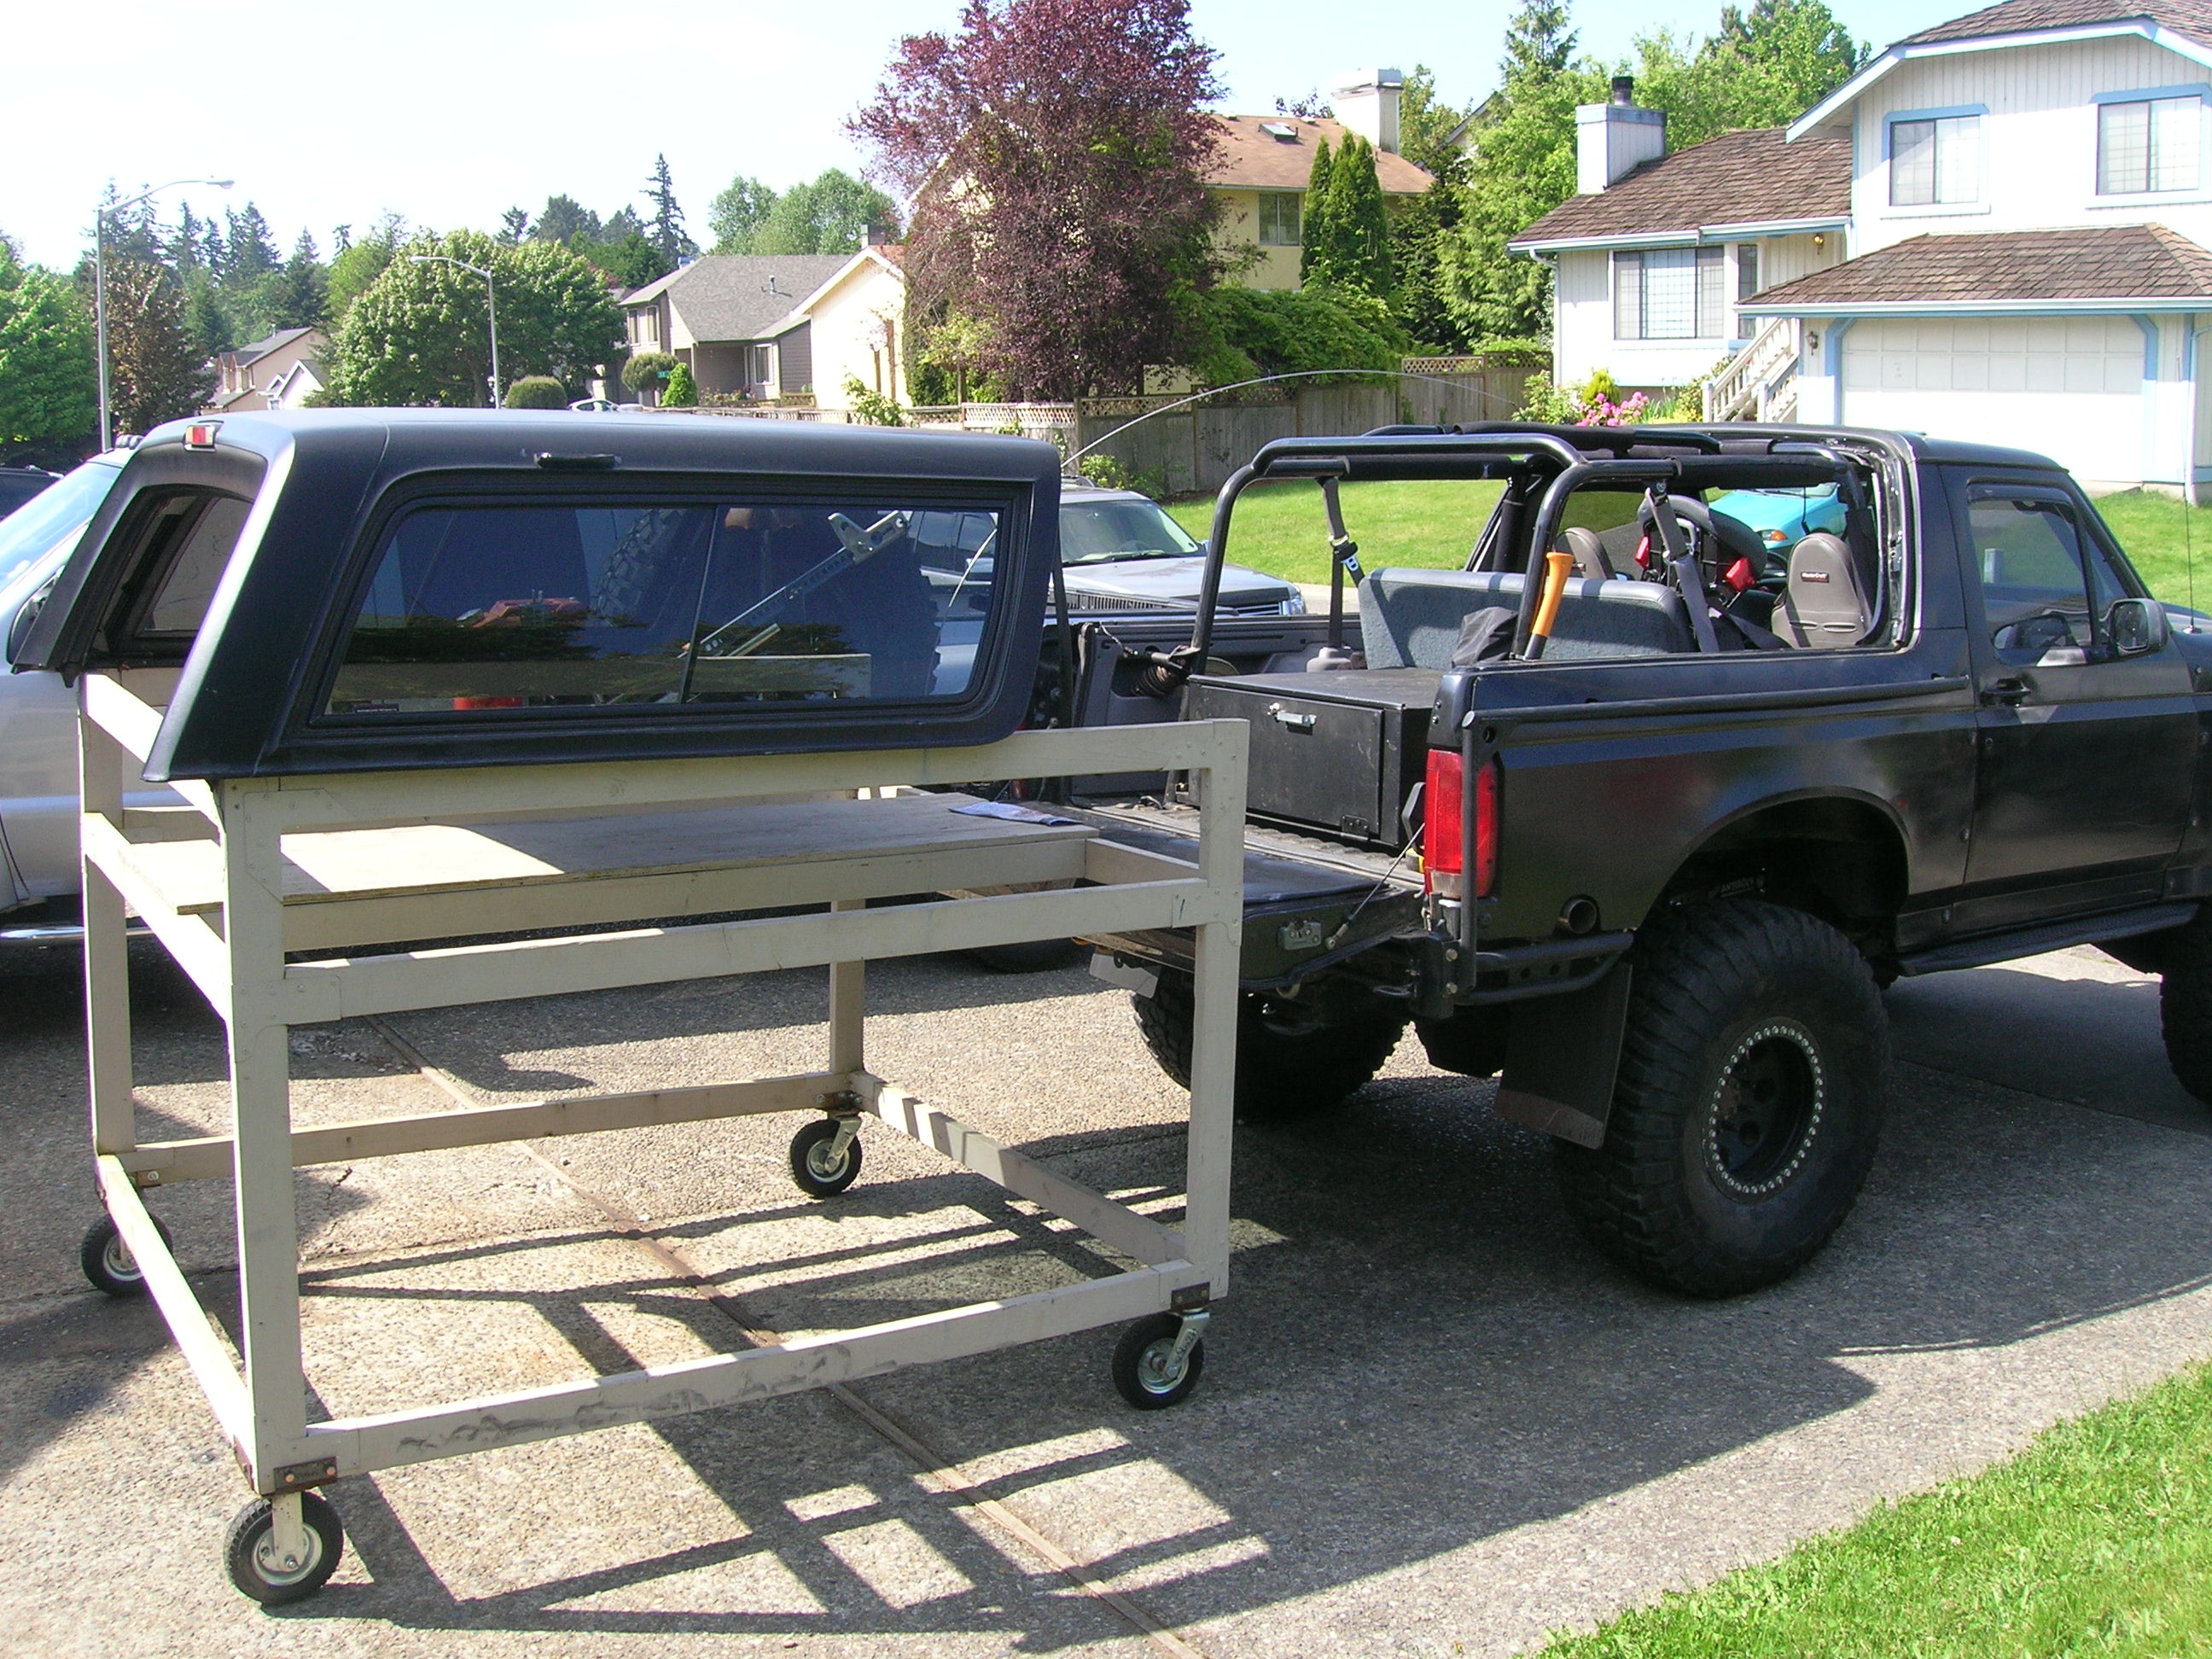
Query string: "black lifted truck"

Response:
xmin=1051 ymin=421 xmax=2212 ymax=1296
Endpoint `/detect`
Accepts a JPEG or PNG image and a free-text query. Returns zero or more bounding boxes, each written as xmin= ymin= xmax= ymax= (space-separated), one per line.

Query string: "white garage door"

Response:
xmin=1840 ymin=317 xmax=2145 ymax=482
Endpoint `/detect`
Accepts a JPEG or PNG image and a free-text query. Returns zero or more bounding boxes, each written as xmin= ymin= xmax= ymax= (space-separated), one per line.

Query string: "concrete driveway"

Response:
xmin=3 ymin=937 xmax=2209 ymax=1658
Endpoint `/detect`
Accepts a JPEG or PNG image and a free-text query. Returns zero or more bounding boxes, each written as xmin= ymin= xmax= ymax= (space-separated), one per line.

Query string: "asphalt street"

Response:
xmin=3 ymin=935 xmax=2208 ymax=1657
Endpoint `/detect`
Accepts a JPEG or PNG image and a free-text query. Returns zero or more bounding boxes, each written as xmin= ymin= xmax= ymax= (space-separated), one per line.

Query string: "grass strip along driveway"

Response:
xmin=1169 ymin=479 xmax=2212 ymax=613
xmin=1537 ymin=1359 xmax=2212 ymax=1657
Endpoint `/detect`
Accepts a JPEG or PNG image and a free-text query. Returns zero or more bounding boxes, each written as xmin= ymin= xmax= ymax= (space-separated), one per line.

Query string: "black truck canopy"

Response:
xmin=20 ymin=410 xmax=1063 ymax=780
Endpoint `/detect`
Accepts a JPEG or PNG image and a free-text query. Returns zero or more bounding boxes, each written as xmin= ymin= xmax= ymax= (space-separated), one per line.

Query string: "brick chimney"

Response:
xmin=1333 ymin=67 xmax=1405 ymax=154
xmin=1576 ymin=75 xmax=1665 ymax=193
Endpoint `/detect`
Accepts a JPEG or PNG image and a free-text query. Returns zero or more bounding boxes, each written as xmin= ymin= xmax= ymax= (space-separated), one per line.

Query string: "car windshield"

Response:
xmin=1060 ymin=498 xmax=1202 ymax=565
xmin=0 ymin=458 xmax=125 ymax=595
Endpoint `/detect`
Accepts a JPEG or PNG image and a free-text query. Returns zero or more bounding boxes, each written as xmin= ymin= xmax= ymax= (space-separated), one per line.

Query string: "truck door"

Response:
xmin=1958 ymin=476 xmax=2197 ymax=928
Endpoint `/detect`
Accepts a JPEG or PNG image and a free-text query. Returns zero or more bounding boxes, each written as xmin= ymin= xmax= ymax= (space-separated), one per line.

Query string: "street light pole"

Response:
xmin=92 ymin=177 xmax=233 ymax=451
xmin=409 ymin=255 xmax=501 ymax=406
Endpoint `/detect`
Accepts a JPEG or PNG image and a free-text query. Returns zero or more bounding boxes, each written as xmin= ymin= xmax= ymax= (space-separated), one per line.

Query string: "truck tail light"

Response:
xmin=1423 ymin=747 xmax=1498 ymax=898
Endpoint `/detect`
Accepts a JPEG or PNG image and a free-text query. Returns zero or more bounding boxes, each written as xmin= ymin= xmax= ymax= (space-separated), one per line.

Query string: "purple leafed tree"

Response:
xmin=851 ymin=0 xmax=1226 ymax=401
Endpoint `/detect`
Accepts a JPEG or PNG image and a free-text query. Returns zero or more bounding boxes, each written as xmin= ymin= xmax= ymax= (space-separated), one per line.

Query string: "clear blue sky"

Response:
xmin=11 ymin=0 xmax=1939 ymax=272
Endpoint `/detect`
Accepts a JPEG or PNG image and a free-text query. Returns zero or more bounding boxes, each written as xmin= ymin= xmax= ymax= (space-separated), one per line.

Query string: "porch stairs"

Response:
xmin=1703 ymin=317 xmax=1803 ymax=422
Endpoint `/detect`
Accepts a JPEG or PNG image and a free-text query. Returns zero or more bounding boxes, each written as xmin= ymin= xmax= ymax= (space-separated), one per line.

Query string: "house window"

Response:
xmin=1890 ymin=115 xmax=1980 ymax=205
xmin=1613 ymin=247 xmax=1726 ymax=340
xmin=2099 ymin=96 xmax=2200 ymax=194
xmin=1257 ymin=192 xmax=1301 ymax=247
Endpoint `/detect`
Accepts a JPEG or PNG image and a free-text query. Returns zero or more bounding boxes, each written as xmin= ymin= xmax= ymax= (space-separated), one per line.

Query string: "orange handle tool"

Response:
xmin=1527 ymin=550 xmax=1574 ymax=659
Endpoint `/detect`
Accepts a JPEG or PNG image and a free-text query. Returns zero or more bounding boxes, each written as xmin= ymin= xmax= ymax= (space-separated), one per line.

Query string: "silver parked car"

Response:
xmin=0 ymin=451 xmax=180 ymax=936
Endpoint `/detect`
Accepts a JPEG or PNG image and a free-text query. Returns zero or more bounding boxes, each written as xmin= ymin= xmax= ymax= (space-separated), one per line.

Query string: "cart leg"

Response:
xmin=220 ymin=787 xmax=311 ymax=1486
xmin=78 ymin=709 xmax=134 ymax=1161
xmin=829 ymin=897 xmax=864 ymax=1078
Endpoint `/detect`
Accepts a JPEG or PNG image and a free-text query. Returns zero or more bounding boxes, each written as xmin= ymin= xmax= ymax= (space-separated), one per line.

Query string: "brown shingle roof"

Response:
xmin=1745 ymin=224 xmax=2212 ymax=308
xmin=1901 ymin=0 xmax=2212 ymax=47
xmin=1511 ymin=128 xmax=1852 ymax=247
xmin=1206 ymin=115 xmax=1433 ymax=195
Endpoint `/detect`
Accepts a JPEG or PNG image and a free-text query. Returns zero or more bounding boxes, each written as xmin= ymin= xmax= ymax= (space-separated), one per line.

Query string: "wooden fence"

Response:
xmin=654 ymin=358 xmax=1545 ymax=496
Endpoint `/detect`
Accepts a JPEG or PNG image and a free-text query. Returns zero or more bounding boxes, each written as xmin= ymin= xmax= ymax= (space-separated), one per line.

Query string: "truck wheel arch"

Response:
xmin=1650 ymin=791 xmax=1910 ymax=943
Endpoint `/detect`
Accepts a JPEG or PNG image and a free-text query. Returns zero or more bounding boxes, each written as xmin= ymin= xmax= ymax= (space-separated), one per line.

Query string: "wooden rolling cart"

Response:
xmin=74 ymin=667 xmax=1246 ymax=1604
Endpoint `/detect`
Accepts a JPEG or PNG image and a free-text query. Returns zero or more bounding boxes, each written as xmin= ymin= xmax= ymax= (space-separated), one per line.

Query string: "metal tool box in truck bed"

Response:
xmin=1052 ymin=420 xmax=2212 ymax=1297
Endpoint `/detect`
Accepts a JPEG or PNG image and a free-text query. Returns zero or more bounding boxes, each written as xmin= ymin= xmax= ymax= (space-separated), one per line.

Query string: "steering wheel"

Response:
xmin=1636 ymin=494 xmax=1771 ymax=610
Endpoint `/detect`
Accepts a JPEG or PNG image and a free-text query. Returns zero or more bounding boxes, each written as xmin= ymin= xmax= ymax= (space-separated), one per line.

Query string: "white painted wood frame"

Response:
xmin=75 ymin=674 xmax=1246 ymax=1493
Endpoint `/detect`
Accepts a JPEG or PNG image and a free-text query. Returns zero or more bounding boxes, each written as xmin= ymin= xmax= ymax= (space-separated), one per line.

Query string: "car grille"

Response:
xmin=1066 ymin=592 xmax=1184 ymax=614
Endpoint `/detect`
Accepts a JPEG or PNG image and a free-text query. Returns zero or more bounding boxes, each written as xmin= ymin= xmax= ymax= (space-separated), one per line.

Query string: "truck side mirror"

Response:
xmin=2104 ymin=596 xmax=2168 ymax=658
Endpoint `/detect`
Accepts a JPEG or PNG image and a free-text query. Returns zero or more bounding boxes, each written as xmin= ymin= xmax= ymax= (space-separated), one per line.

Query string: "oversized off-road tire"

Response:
xmin=1132 ymin=969 xmax=1407 ymax=1121
xmin=1554 ymin=898 xmax=1888 ymax=1297
xmin=2158 ymin=909 xmax=2212 ymax=1103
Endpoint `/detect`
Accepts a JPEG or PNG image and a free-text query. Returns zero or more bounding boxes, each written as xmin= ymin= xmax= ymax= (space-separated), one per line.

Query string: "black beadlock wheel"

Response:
xmin=1553 ymin=898 xmax=1888 ymax=1297
xmin=80 ymin=1213 xmax=172 ymax=1298
xmin=2160 ymin=909 xmax=2212 ymax=1103
xmin=1110 ymin=1313 xmax=1205 ymax=1410
xmin=224 ymin=1491 xmax=344 ymax=1605
xmin=789 ymin=1118 xmax=864 ymax=1197
xmin=1132 ymin=970 xmax=1406 ymax=1121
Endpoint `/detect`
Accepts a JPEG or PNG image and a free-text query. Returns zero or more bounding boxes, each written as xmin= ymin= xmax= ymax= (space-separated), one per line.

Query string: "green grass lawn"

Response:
xmin=1171 ymin=480 xmax=2212 ymax=612
xmin=2088 ymin=490 xmax=2212 ymax=612
xmin=1538 ymin=1359 xmax=2212 ymax=1658
xmin=1166 ymin=480 xmax=1504 ymax=585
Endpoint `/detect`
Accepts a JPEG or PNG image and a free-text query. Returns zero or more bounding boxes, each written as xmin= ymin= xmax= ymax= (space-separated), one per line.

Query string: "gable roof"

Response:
xmin=1742 ymin=222 xmax=2212 ymax=311
xmin=1902 ymin=0 xmax=2212 ymax=47
xmin=620 ymin=254 xmax=850 ymax=344
xmin=1206 ymin=115 xmax=1434 ymax=195
xmin=223 ymin=326 xmax=319 ymax=369
xmin=1510 ymin=128 xmax=1853 ymax=250
xmin=1791 ymin=0 xmax=2212 ymax=137
xmin=794 ymin=245 xmax=908 ymax=318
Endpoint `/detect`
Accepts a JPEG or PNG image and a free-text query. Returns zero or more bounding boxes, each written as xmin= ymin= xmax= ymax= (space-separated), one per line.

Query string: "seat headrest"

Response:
xmin=1557 ymin=525 xmax=1614 ymax=579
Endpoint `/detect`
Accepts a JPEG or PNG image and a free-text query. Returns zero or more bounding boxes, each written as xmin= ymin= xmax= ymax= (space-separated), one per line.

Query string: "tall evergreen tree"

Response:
xmin=532 ymin=195 xmax=601 ymax=246
xmin=643 ymin=155 xmax=695 ymax=261
xmin=1330 ymin=135 xmax=1392 ymax=296
xmin=1298 ymin=136 xmax=1336 ymax=288
xmin=497 ymin=207 xmax=531 ymax=245
xmin=222 ymin=204 xmax=281 ymax=285
xmin=261 ymin=231 xmax=329 ymax=330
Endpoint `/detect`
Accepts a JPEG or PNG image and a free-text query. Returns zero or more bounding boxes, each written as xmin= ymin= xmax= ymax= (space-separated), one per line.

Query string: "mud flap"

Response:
xmin=1493 ymin=963 xmax=1633 ymax=1149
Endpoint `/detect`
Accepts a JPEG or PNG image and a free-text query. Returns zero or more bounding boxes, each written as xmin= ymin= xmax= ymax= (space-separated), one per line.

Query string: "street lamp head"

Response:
xmin=210 ymin=179 xmax=235 ymax=189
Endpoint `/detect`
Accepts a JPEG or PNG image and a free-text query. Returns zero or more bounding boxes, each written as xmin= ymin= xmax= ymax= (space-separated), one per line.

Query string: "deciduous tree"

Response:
xmin=853 ymin=0 xmax=1226 ymax=400
xmin=0 ymin=235 xmax=96 ymax=460
xmin=710 ymin=176 xmax=777 ymax=253
xmin=323 ymin=231 xmax=621 ymax=407
xmin=99 ymin=256 xmax=209 ymax=434
xmin=753 ymin=170 xmax=899 ymax=255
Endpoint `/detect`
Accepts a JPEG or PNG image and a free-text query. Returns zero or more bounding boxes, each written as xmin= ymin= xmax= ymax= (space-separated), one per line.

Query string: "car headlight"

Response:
xmin=1281 ymin=590 xmax=1307 ymax=614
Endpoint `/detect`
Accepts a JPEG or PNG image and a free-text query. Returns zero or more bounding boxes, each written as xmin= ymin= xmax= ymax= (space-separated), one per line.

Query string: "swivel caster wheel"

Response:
xmin=224 ymin=1490 xmax=344 ymax=1604
xmin=789 ymin=1118 xmax=864 ymax=1198
xmin=80 ymin=1213 xmax=172 ymax=1298
xmin=1111 ymin=1310 xmax=1208 ymax=1411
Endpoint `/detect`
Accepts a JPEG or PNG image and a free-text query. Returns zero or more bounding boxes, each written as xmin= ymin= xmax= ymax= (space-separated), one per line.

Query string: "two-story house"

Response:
xmin=1517 ymin=0 xmax=2212 ymax=492
xmin=618 ymin=254 xmax=848 ymax=403
xmin=1209 ymin=71 xmax=1435 ymax=288
xmin=207 ymin=327 xmax=328 ymax=414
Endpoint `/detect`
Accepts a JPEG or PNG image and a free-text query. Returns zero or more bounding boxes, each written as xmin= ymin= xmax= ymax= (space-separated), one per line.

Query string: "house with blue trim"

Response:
xmin=1512 ymin=0 xmax=2212 ymax=493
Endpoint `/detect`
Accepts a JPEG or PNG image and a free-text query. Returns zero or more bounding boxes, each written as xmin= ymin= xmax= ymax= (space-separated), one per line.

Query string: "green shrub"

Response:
xmin=621 ymin=351 xmax=678 ymax=396
xmin=843 ymin=374 xmax=906 ymax=427
xmin=661 ymin=361 xmax=698 ymax=406
xmin=1189 ymin=284 xmax=1408 ymax=388
xmin=502 ymin=375 xmax=568 ymax=409
xmin=1078 ymin=454 xmax=1167 ymax=500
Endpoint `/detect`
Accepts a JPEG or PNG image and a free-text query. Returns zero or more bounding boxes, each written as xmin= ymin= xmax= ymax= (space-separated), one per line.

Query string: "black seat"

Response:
xmin=1360 ymin=568 xmax=1694 ymax=668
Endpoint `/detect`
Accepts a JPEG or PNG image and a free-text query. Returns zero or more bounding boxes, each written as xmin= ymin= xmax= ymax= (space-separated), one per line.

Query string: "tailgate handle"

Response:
xmin=1266 ymin=702 xmax=1318 ymax=731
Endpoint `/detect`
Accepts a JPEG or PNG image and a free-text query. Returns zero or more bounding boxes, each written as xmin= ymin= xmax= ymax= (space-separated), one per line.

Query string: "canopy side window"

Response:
xmin=323 ymin=491 xmax=1014 ymax=719
xmin=97 ymin=488 xmax=255 ymax=655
